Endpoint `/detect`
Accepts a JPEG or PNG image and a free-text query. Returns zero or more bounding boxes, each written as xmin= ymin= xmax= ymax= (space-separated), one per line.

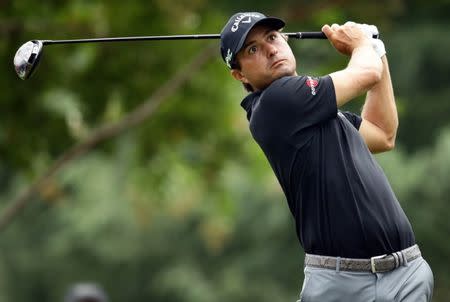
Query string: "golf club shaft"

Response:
xmin=40 ymin=32 xmax=342 ymax=45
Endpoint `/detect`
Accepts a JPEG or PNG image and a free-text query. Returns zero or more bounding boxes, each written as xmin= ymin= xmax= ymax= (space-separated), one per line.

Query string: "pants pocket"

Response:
xmin=394 ymin=258 xmax=434 ymax=302
xmin=297 ymin=268 xmax=313 ymax=302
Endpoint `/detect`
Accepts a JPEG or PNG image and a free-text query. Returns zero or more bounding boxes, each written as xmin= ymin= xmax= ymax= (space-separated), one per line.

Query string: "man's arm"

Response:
xmin=359 ymin=56 xmax=398 ymax=153
xmin=323 ymin=23 xmax=397 ymax=153
xmin=322 ymin=22 xmax=382 ymax=107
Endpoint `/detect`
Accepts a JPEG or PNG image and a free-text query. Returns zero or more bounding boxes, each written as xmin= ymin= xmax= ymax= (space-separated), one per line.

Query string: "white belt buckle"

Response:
xmin=370 ymin=254 xmax=387 ymax=273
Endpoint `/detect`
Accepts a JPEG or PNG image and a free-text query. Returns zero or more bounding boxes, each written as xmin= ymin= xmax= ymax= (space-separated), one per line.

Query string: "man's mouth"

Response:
xmin=271 ymin=59 xmax=286 ymax=68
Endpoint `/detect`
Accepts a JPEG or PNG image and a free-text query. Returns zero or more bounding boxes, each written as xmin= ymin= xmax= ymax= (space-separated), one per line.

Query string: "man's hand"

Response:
xmin=322 ymin=22 xmax=372 ymax=56
xmin=325 ymin=21 xmax=382 ymax=107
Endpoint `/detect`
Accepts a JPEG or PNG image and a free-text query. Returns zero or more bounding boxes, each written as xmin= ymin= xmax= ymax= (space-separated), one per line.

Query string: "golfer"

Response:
xmin=220 ymin=12 xmax=434 ymax=301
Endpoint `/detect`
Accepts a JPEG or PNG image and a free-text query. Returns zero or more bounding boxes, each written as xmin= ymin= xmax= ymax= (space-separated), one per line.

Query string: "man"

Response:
xmin=220 ymin=12 xmax=434 ymax=301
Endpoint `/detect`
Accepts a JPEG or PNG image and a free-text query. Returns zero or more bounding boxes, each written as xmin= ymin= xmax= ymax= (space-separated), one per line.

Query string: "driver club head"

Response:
xmin=13 ymin=40 xmax=44 ymax=80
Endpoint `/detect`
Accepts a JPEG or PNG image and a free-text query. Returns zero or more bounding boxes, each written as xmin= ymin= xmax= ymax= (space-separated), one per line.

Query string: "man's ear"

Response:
xmin=231 ymin=69 xmax=250 ymax=85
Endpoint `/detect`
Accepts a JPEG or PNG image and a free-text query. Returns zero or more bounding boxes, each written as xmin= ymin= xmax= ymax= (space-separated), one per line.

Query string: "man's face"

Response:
xmin=231 ymin=24 xmax=297 ymax=91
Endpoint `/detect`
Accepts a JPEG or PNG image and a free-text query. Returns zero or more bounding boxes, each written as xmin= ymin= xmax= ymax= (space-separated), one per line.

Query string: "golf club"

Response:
xmin=13 ymin=32 xmax=379 ymax=80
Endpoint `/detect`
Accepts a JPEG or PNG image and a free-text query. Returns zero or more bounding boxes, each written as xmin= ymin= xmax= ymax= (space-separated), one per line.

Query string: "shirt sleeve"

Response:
xmin=339 ymin=111 xmax=363 ymax=130
xmin=258 ymin=75 xmax=338 ymax=136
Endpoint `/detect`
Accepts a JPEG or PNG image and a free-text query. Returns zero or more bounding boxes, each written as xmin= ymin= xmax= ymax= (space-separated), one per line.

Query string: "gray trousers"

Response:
xmin=298 ymin=256 xmax=433 ymax=302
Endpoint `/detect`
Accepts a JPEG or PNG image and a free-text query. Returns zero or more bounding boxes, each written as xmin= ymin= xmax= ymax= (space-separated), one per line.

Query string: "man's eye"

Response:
xmin=248 ymin=46 xmax=257 ymax=54
xmin=269 ymin=34 xmax=277 ymax=40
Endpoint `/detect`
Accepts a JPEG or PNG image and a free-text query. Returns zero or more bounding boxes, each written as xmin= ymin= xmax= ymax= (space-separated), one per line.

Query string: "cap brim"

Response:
xmin=234 ymin=17 xmax=285 ymax=58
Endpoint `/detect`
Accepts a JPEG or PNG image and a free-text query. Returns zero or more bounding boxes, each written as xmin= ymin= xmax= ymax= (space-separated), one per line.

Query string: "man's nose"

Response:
xmin=265 ymin=43 xmax=278 ymax=57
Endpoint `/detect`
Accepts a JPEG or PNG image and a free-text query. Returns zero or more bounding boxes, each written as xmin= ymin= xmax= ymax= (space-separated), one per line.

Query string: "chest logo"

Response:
xmin=306 ymin=76 xmax=319 ymax=95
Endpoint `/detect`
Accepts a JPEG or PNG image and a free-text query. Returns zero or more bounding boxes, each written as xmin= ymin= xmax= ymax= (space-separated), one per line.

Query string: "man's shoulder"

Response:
xmin=266 ymin=75 xmax=303 ymax=90
xmin=265 ymin=75 xmax=333 ymax=99
xmin=260 ymin=76 xmax=302 ymax=101
xmin=265 ymin=75 xmax=330 ymax=92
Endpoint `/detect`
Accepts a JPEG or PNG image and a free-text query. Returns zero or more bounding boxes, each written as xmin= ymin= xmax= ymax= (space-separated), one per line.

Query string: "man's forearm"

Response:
xmin=361 ymin=56 xmax=398 ymax=144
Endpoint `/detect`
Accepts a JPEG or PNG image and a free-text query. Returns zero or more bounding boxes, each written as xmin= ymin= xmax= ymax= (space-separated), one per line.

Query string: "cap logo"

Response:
xmin=231 ymin=13 xmax=263 ymax=32
xmin=225 ymin=49 xmax=233 ymax=68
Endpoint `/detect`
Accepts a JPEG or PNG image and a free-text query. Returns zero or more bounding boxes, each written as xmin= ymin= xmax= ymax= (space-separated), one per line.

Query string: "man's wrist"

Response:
xmin=353 ymin=42 xmax=377 ymax=56
xmin=372 ymin=39 xmax=386 ymax=58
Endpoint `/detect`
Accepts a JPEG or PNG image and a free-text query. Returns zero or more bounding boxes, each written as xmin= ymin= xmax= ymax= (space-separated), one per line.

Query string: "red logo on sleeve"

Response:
xmin=306 ymin=76 xmax=319 ymax=95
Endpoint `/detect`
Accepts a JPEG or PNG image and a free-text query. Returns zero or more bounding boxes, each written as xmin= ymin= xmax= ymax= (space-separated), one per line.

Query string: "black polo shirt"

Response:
xmin=240 ymin=75 xmax=415 ymax=258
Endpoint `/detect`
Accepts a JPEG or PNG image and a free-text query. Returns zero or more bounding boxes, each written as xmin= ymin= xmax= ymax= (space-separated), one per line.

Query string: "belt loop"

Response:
xmin=395 ymin=252 xmax=405 ymax=266
xmin=392 ymin=252 xmax=399 ymax=268
xmin=401 ymin=250 xmax=408 ymax=266
xmin=336 ymin=257 xmax=341 ymax=273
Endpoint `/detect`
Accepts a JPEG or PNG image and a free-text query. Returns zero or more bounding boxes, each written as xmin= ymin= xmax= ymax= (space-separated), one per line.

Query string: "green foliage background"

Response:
xmin=1 ymin=1 xmax=449 ymax=301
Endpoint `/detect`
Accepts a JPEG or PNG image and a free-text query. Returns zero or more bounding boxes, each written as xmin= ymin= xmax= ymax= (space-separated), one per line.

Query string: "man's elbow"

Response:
xmin=379 ymin=136 xmax=396 ymax=152
xmin=385 ymin=121 xmax=399 ymax=151
xmin=385 ymin=137 xmax=396 ymax=151
xmin=369 ymin=134 xmax=397 ymax=154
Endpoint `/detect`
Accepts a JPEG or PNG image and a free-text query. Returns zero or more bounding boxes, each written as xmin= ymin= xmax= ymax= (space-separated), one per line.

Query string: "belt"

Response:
xmin=304 ymin=245 xmax=421 ymax=273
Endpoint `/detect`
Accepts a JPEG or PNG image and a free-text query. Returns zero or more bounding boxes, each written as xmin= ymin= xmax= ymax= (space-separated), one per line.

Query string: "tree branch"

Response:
xmin=0 ymin=44 xmax=217 ymax=232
